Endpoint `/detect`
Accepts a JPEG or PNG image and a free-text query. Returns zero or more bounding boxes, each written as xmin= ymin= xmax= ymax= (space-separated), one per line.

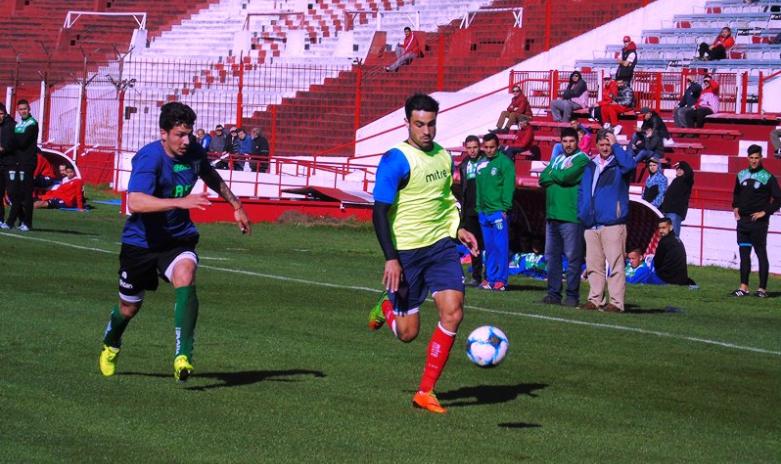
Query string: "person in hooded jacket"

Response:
xmin=698 ymin=27 xmax=735 ymax=61
xmin=684 ymin=76 xmax=719 ymax=128
xmin=674 ymin=76 xmax=702 ymax=128
xmin=615 ymin=36 xmax=638 ymax=82
xmin=0 ymin=103 xmax=15 ymax=229
xmin=550 ymin=71 xmax=589 ymax=122
xmin=659 ymin=161 xmax=694 ymax=237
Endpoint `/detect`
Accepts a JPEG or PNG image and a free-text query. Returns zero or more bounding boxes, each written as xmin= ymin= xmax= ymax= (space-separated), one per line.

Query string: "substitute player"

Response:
xmin=99 ymin=102 xmax=251 ymax=382
xmin=368 ymin=94 xmax=478 ymax=414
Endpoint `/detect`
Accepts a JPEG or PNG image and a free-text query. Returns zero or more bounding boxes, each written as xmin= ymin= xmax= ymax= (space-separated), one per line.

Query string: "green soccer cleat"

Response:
xmin=174 ymin=355 xmax=194 ymax=383
xmin=368 ymin=291 xmax=388 ymax=331
xmin=99 ymin=344 xmax=120 ymax=377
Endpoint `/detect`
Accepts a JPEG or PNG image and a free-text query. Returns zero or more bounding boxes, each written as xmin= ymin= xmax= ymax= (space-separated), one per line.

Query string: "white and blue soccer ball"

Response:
xmin=466 ymin=325 xmax=509 ymax=367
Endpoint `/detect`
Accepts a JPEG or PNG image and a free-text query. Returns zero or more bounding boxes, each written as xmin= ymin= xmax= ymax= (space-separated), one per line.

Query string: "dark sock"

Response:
xmin=103 ymin=305 xmax=130 ymax=348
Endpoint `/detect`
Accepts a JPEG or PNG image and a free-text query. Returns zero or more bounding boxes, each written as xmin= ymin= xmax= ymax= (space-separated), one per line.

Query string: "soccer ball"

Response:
xmin=465 ymin=325 xmax=509 ymax=367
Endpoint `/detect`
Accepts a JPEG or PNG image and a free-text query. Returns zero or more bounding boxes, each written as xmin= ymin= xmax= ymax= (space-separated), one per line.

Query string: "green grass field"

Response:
xmin=1 ymin=192 xmax=779 ymax=463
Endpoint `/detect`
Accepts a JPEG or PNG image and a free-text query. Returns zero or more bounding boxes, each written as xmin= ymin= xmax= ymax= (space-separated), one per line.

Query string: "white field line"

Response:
xmin=3 ymin=232 xmax=780 ymax=357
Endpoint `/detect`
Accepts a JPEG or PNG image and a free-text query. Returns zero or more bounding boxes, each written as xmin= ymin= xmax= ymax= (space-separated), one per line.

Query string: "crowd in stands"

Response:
xmin=205 ymin=124 xmax=270 ymax=172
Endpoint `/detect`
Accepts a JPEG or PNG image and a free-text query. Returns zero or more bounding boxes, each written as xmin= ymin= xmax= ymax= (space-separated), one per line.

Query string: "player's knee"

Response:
xmin=119 ymin=300 xmax=141 ymax=318
xmin=397 ymin=328 xmax=418 ymax=343
xmin=171 ymin=260 xmax=197 ymax=287
xmin=441 ymin=306 xmax=463 ymax=327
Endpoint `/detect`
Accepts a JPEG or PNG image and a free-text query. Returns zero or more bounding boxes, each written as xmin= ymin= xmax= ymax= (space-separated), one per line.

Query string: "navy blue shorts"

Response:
xmin=389 ymin=237 xmax=465 ymax=314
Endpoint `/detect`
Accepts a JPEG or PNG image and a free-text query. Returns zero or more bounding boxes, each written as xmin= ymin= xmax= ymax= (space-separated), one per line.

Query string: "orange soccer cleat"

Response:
xmin=412 ymin=391 xmax=447 ymax=414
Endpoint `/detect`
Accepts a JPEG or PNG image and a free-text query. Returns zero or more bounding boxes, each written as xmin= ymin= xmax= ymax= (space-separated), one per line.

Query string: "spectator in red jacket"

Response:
xmin=698 ymin=27 xmax=735 ymax=61
xmin=386 ymin=27 xmax=421 ymax=72
xmin=588 ymin=74 xmax=619 ymax=122
xmin=599 ymin=79 xmax=635 ymax=134
xmin=684 ymin=76 xmax=719 ymax=128
xmin=33 ymin=153 xmax=56 ymax=188
xmin=34 ymin=165 xmax=84 ymax=209
xmin=494 ymin=85 xmax=532 ymax=133
xmin=503 ymin=118 xmax=537 ymax=160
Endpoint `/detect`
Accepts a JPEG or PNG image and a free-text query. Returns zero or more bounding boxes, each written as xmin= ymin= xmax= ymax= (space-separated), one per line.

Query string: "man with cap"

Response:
xmin=615 ymin=36 xmax=637 ymax=82
xmin=642 ymin=157 xmax=667 ymax=208
xmin=731 ymin=144 xmax=781 ymax=298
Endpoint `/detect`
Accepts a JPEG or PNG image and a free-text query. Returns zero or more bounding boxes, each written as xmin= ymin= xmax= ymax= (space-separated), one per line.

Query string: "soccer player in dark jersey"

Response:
xmin=368 ymin=94 xmax=478 ymax=414
xmin=99 ymin=102 xmax=251 ymax=382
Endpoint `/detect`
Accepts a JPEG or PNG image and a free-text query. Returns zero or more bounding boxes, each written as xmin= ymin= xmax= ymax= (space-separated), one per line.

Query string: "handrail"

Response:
xmin=460 ymin=7 xmax=523 ymax=29
xmin=64 ymin=11 xmax=147 ymax=30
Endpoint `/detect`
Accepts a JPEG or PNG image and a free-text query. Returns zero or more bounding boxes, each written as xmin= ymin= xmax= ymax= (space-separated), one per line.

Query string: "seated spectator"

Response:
xmin=653 ymin=217 xmax=697 ymax=286
xmin=589 ymin=74 xmax=618 ymax=123
xmin=698 ymin=27 xmax=734 ymax=61
xmin=251 ymin=127 xmax=270 ymax=172
xmin=227 ymin=127 xmax=240 ymax=154
xmin=631 ymin=126 xmax=663 ymax=163
xmin=385 ymin=27 xmax=421 ymax=72
xmin=660 ymin=161 xmax=694 ymax=237
xmin=33 ymin=153 xmax=56 ymax=188
xmin=674 ymin=75 xmax=702 ymax=128
xmin=599 ymin=79 xmax=634 ymax=134
xmin=208 ymin=124 xmax=228 ymax=153
xmin=33 ymin=165 xmax=83 ymax=209
xmin=494 ymin=85 xmax=532 ymax=133
xmin=236 ymin=128 xmax=255 ymax=172
xmin=615 ymin=36 xmax=638 ymax=82
xmin=639 ymin=107 xmax=671 ymax=142
xmin=550 ymin=71 xmax=588 ymax=122
xmin=684 ymin=76 xmax=719 ymax=128
xmin=625 ymin=249 xmax=665 ymax=285
xmin=570 ymin=117 xmax=594 ymax=155
xmin=195 ymin=128 xmax=211 ymax=150
xmin=503 ymin=118 xmax=537 ymax=160
xmin=770 ymin=123 xmax=781 ymax=159
xmin=642 ymin=157 xmax=667 ymax=208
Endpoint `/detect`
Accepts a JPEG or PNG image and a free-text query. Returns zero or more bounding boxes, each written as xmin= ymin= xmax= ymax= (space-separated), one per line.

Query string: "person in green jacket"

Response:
xmin=476 ymin=132 xmax=516 ymax=291
xmin=538 ymin=127 xmax=590 ymax=306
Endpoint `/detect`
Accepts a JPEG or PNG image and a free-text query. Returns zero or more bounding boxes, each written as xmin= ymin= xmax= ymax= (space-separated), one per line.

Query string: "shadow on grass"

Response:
xmin=437 ymin=383 xmax=548 ymax=408
xmin=623 ymin=304 xmax=683 ymax=315
xmin=498 ymin=422 xmax=542 ymax=429
xmin=32 ymin=228 xmax=97 ymax=236
xmin=506 ymin=284 xmax=545 ymax=292
xmin=121 ymin=369 xmax=326 ymax=391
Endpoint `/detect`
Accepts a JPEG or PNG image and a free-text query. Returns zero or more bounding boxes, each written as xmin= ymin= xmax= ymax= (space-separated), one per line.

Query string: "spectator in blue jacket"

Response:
xmin=237 ymin=128 xmax=256 ymax=172
xmin=578 ymin=130 xmax=636 ymax=312
xmin=196 ymin=129 xmax=212 ymax=151
xmin=642 ymin=157 xmax=667 ymax=208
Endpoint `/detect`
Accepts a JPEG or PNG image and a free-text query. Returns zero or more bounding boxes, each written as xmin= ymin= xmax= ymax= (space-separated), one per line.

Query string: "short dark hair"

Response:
xmin=596 ymin=129 xmax=612 ymax=142
xmin=215 ymin=124 xmax=223 ymax=129
xmin=560 ymin=127 xmax=578 ymax=140
xmin=159 ymin=102 xmax=196 ymax=131
xmin=238 ymin=127 xmax=246 ymax=134
xmin=747 ymin=144 xmax=762 ymax=156
xmin=464 ymin=135 xmax=480 ymax=145
xmin=482 ymin=132 xmax=499 ymax=145
xmin=628 ymin=248 xmax=643 ymax=255
xmin=404 ymin=26 xmax=412 ymax=32
xmin=404 ymin=93 xmax=439 ymax=120
xmin=658 ymin=217 xmax=672 ymax=226
xmin=17 ymin=99 xmax=30 ymax=107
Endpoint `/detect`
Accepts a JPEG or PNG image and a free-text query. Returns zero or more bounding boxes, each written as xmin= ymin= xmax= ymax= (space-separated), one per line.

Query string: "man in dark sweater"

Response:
xmin=458 ymin=135 xmax=485 ymax=286
xmin=0 ymin=103 xmax=15 ymax=229
xmin=653 ymin=217 xmax=696 ymax=286
xmin=731 ymin=145 xmax=781 ymax=298
xmin=660 ymin=161 xmax=694 ymax=237
xmin=5 ymin=100 xmax=38 ymax=231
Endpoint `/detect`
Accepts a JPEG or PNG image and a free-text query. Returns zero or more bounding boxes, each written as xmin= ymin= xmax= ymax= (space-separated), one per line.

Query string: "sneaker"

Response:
xmin=730 ymin=289 xmax=750 ymax=297
xmin=479 ymin=280 xmax=492 ymax=290
xmin=755 ymin=290 xmax=768 ymax=298
xmin=174 ymin=355 xmax=193 ymax=382
xmin=99 ymin=344 xmax=120 ymax=377
xmin=612 ymin=125 xmax=623 ymax=135
xmin=579 ymin=301 xmax=599 ymax=311
xmin=17 ymin=224 xmax=30 ymax=232
xmin=412 ymin=390 xmax=446 ymax=414
xmin=603 ymin=123 xmax=611 ymax=130
xmin=563 ymin=298 xmax=579 ymax=307
xmin=601 ymin=303 xmax=623 ymax=313
xmin=0 ymin=222 xmax=9 ymax=230
xmin=541 ymin=295 xmax=561 ymax=305
xmin=368 ymin=291 xmax=388 ymax=331
xmin=492 ymin=282 xmax=506 ymax=292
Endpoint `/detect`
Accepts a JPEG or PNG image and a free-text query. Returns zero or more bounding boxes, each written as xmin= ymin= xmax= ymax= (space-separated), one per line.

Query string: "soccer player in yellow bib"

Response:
xmin=368 ymin=94 xmax=479 ymax=414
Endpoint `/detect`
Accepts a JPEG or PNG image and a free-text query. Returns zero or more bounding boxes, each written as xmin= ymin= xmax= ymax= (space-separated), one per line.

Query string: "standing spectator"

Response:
xmin=698 ymin=26 xmax=735 ymax=61
xmin=768 ymin=126 xmax=780 ymax=159
xmin=538 ymin=128 xmax=590 ymax=306
xmin=653 ymin=217 xmax=697 ymax=286
xmin=385 ymin=27 xmax=421 ymax=72
xmin=476 ymin=133 xmax=516 ymax=291
xmin=615 ymin=36 xmax=638 ymax=82
xmin=236 ymin=128 xmax=255 ymax=172
xmin=659 ymin=161 xmax=694 ymax=237
xmin=503 ymin=118 xmax=536 ymax=160
xmin=589 ymin=74 xmax=618 ymax=123
xmin=208 ymin=124 xmax=228 ymax=153
xmin=494 ymin=85 xmax=532 ymax=133
xmin=674 ymin=75 xmax=702 ymax=128
xmin=33 ymin=165 xmax=84 ymax=210
xmin=642 ymin=158 xmax=668 ymax=208
xmin=195 ymin=128 xmax=211 ymax=151
xmin=731 ymin=145 xmax=781 ymax=298
xmin=251 ymin=127 xmax=270 ymax=173
xmin=550 ymin=71 xmax=589 ymax=122
xmin=684 ymin=76 xmax=719 ymax=128
xmin=578 ymin=130 xmax=636 ymax=312
xmin=599 ymin=79 xmax=634 ymax=135
xmin=0 ymin=103 xmax=15 ymax=229
xmin=458 ymin=135 xmax=485 ymax=286
xmin=5 ymin=100 xmax=38 ymax=232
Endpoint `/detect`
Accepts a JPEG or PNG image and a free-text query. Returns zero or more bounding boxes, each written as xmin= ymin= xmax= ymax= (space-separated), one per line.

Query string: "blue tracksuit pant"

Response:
xmin=478 ymin=211 xmax=509 ymax=285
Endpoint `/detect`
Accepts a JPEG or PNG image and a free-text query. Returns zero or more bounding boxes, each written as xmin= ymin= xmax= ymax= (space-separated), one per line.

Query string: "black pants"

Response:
xmin=463 ymin=212 xmax=484 ymax=281
xmin=737 ymin=218 xmax=769 ymax=289
xmin=684 ymin=107 xmax=713 ymax=128
xmin=699 ymin=43 xmax=727 ymax=60
xmin=0 ymin=166 xmax=7 ymax=223
xmin=6 ymin=166 xmax=34 ymax=228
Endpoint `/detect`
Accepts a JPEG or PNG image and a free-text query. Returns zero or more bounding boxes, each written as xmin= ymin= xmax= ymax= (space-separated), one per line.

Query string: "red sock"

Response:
xmin=381 ymin=300 xmax=397 ymax=336
xmin=418 ymin=322 xmax=456 ymax=393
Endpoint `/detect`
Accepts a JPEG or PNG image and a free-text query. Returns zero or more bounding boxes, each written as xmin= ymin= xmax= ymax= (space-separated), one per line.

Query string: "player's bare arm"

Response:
xmin=200 ymin=165 xmax=252 ymax=234
xmin=457 ymin=227 xmax=479 ymax=256
xmin=127 ymin=191 xmax=211 ymax=213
